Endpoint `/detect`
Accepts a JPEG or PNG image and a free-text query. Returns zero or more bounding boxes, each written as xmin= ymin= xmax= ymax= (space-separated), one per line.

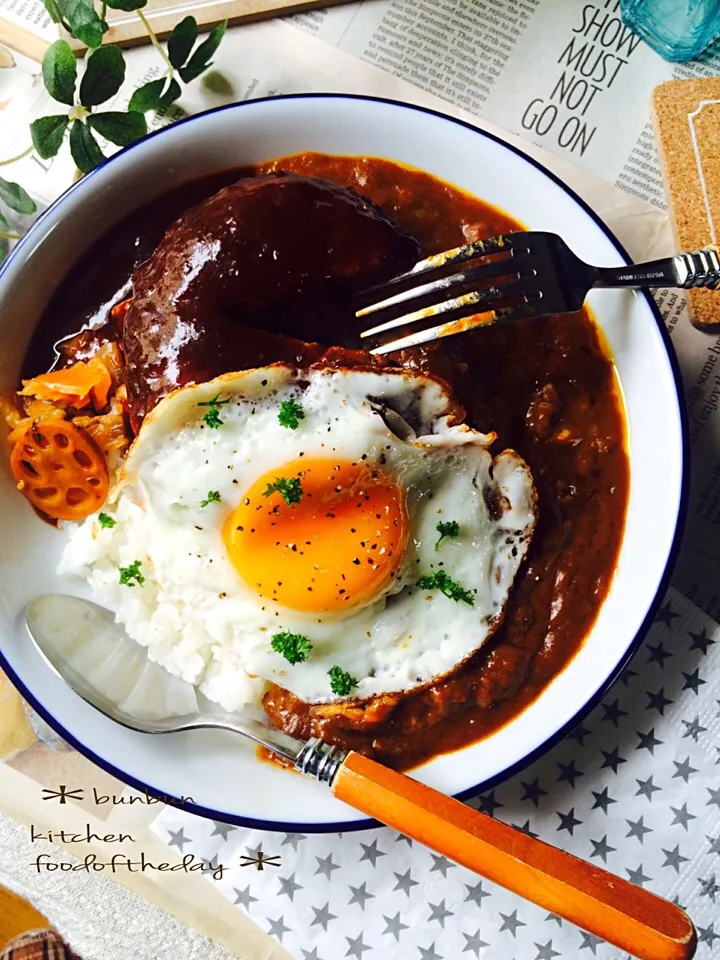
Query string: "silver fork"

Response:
xmin=355 ymin=231 xmax=720 ymax=354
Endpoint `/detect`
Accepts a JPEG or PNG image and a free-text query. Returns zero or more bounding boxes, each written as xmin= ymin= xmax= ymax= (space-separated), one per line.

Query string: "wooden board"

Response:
xmin=65 ymin=0 xmax=351 ymax=51
xmin=0 ymin=887 xmax=50 ymax=949
xmin=652 ymin=76 xmax=720 ymax=327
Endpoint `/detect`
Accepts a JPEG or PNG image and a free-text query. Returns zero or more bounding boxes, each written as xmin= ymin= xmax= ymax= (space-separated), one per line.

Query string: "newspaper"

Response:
xmin=2 ymin=1 xmax=720 ymax=617
xmin=1 ymin=5 xmax=720 ymax=956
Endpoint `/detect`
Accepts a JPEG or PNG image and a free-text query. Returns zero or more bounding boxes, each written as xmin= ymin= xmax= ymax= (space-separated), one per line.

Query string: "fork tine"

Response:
xmin=370 ymin=305 xmax=520 ymax=355
xmin=354 ymin=234 xmax=516 ymax=309
xmin=356 ymin=254 xmax=521 ymax=322
xmin=360 ymin=276 xmax=530 ymax=339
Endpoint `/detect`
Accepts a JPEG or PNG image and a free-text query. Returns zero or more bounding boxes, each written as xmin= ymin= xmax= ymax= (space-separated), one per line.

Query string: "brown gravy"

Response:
xmin=24 ymin=153 xmax=629 ymax=771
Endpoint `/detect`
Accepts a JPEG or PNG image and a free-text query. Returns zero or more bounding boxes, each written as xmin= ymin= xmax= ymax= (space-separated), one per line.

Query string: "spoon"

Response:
xmin=26 ymin=594 xmax=696 ymax=960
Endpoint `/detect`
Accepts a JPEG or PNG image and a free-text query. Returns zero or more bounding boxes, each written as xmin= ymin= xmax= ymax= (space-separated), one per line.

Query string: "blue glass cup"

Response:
xmin=620 ymin=0 xmax=720 ymax=60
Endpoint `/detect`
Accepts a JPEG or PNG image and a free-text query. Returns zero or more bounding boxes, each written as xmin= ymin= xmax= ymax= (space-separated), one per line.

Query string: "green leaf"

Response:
xmin=159 ymin=77 xmax=182 ymax=108
xmin=58 ymin=0 xmax=107 ymax=48
xmin=88 ymin=110 xmax=147 ymax=145
xmin=30 ymin=114 xmax=69 ymax=159
xmin=41 ymin=40 xmax=76 ymax=105
xmin=69 ymin=120 xmax=105 ymax=172
xmin=168 ymin=15 xmax=198 ymax=69
xmin=43 ymin=0 xmax=62 ymax=24
xmin=104 ymin=0 xmax=147 ymax=8
xmin=79 ymin=45 xmax=125 ymax=107
xmin=0 ymin=212 xmax=9 ymax=262
xmin=0 ymin=177 xmax=36 ymax=215
xmin=179 ymin=20 xmax=227 ymax=84
xmin=128 ymin=78 xmax=164 ymax=112
xmin=128 ymin=76 xmax=180 ymax=112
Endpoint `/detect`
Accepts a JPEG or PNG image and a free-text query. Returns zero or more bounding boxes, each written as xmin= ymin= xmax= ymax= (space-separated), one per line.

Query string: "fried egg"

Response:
xmin=60 ymin=365 xmax=537 ymax=712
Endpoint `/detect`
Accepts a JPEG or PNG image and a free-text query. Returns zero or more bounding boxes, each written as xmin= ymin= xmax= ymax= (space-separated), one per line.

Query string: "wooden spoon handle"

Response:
xmin=332 ymin=752 xmax=696 ymax=960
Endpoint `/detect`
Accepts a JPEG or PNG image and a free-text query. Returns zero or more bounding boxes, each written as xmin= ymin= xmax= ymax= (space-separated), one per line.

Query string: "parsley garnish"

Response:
xmin=417 ymin=570 xmax=474 ymax=605
xmin=435 ymin=520 xmax=460 ymax=551
xmin=328 ymin=666 xmax=359 ymax=696
xmin=119 ymin=560 xmax=145 ymax=588
xmin=278 ymin=398 xmax=305 ymax=430
xmin=271 ymin=631 xmax=313 ymax=665
xmin=263 ymin=476 xmax=303 ymax=507
xmin=98 ymin=512 xmax=116 ymax=529
xmin=197 ymin=393 xmax=231 ymax=429
xmin=200 ymin=490 xmax=221 ymax=508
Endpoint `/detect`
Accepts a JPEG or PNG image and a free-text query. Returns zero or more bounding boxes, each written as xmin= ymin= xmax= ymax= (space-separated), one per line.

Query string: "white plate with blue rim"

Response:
xmin=0 ymin=94 xmax=687 ymax=831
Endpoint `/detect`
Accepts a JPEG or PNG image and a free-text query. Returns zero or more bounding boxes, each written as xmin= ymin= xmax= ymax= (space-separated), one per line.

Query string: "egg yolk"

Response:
xmin=223 ymin=458 xmax=408 ymax=613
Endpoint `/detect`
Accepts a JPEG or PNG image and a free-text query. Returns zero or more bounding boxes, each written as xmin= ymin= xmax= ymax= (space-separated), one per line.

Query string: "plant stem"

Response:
xmin=0 ymin=145 xmax=33 ymax=167
xmin=0 ymin=231 xmax=21 ymax=241
xmin=100 ymin=0 xmax=107 ymax=19
xmin=137 ymin=9 xmax=174 ymax=73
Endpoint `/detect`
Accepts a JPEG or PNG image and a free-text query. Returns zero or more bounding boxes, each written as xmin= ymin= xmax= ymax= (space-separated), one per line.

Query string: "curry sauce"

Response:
xmin=24 ymin=152 xmax=629 ymax=771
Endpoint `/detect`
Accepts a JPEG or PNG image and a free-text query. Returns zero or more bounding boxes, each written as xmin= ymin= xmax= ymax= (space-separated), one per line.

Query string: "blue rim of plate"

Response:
xmin=0 ymin=93 xmax=690 ymax=834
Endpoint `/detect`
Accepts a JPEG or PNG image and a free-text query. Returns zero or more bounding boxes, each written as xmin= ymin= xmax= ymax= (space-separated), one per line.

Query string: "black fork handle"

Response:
xmin=593 ymin=249 xmax=720 ymax=290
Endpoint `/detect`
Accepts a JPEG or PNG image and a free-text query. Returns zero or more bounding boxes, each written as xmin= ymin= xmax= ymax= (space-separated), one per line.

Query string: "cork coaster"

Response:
xmin=652 ymin=76 xmax=720 ymax=327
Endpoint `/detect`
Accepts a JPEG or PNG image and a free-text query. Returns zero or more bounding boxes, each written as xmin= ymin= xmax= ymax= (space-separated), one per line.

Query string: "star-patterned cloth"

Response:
xmin=152 ymin=587 xmax=720 ymax=958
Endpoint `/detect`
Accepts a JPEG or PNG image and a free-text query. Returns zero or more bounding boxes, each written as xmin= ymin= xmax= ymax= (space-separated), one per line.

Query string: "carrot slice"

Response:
xmin=19 ymin=356 xmax=118 ymax=410
xmin=111 ymin=298 xmax=132 ymax=321
xmin=88 ymin=357 xmax=113 ymax=410
xmin=10 ymin=419 xmax=109 ymax=521
xmin=20 ymin=364 xmax=96 ymax=407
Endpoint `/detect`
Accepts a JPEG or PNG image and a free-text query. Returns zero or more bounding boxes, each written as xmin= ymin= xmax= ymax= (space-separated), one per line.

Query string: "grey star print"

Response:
xmin=464 ymin=880 xmax=491 ymax=907
xmin=655 ymin=600 xmax=679 ymax=626
xmin=626 ymin=816 xmax=653 ymax=844
xmin=151 ymin=587 xmax=720 ymax=960
xmin=589 ymin=834 xmax=616 ymax=863
xmin=462 ymin=930 xmax=489 ymax=957
xmin=534 ymin=940 xmax=560 ymax=960
xmin=689 ymin=628 xmax=714 ymax=653
xmin=314 ymin=853 xmax=340 ymax=880
xmin=282 ymin=833 xmax=307 ymax=851
xmin=670 ymin=802 xmax=697 ymax=830
xmin=311 ymin=902 xmax=337 ymax=931
xmin=626 ymin=863 xmax=652 ymax=886
xmin=635 ymin=775 xmax=661 ymax=800
xmin=278 ymin=873 xmax=303 ymax=902
xmin=210 ymin=820 xmax=236 ymax=841
xmin=393 ymin=869 xmax=418 ymax=897
xmin=556 ymin=807 xmax=582 ymax=835
xmin=166 ymin=827 xmax=190 ymax=852
xmin=520 ymin=778 xmax=547 ymax=806
xmin=698 ymin=922 xmax=720 ymax=946
xmin=359 ymin=839 xmax=385 ymax=867
xmin=682 ymin=715 xmax=707 ymax=741
xmin=348 ymin=882 xmax=374 ymax=910
xmin=266 ymin=916 xmax=290 ymax=942
xmin=382 ymin=911 xmax=408 ymax=941
xmin=698 ymin=874 xmax=719 ymax=901
xmin=591 ymin=786 xmax=616 ymax=813
xmin=418 ymin=944 xmax=443 ymax=960
xmin=427 ymin=900 xmax=453 ymax=927
xmin=661 ymin=844 xmax=689 ymax=873
xmin=579 ymin=931 xmax=604 ymax=954
xmin=429 ymin=853 xmax=455 ymax=876
xmin=636 ymin=727 xmax=663 ymax=754
xmin=345 ymin=932 xmax=371 ymax=958
xmin=672 ymin=757 xmax=698 ymax=782
xmin=499 ymin=909 xmax=526 ymax=937
xmin=232 ymin=885 xmax=257 ymax=910
xmin=645 ymin=687 xmax=673 ymax=715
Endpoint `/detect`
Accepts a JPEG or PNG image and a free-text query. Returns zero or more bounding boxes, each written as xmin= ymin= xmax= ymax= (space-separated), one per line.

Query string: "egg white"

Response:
xmin=60 ymin=365 xmax=537 ymax=711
